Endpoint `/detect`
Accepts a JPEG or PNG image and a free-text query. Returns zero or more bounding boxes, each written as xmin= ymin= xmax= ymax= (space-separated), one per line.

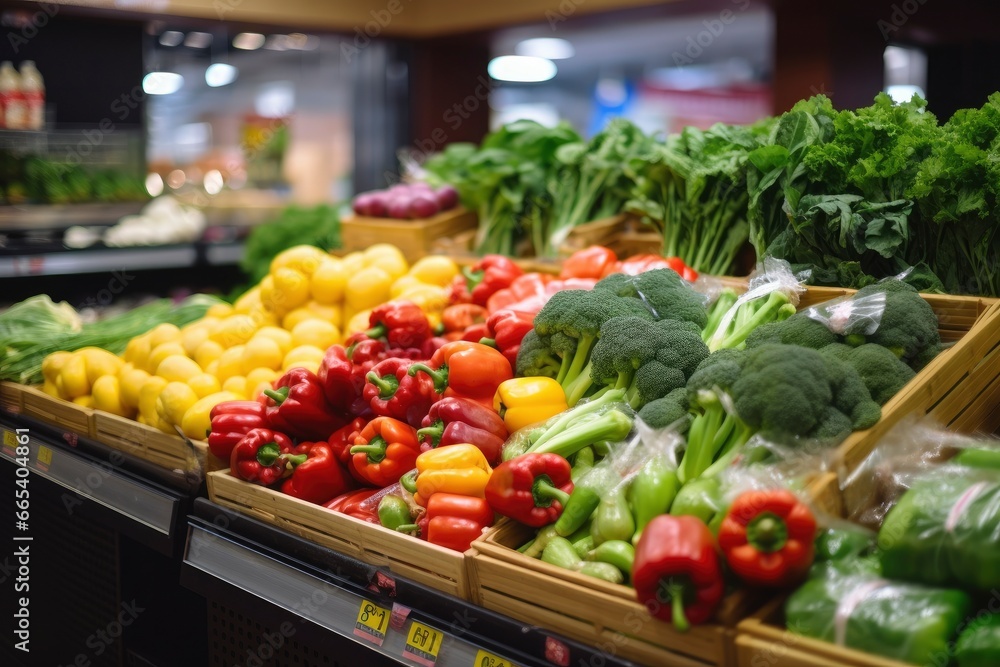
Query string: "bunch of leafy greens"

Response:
xmin=240 ymin=204 xmax=341 ymax=284
xmin=908 ymin=93 xmax=1000 ymax=296
xmin=423 ymin=120 xmax=581 ymax=255
xmin=539 ymin=118 xmax=655 ymax=257
xmin=626 ymin=122 xmax=762 ymax=275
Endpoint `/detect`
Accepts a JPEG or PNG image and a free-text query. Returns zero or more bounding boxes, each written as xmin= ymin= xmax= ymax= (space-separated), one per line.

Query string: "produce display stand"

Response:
xmin=340 ymin=208 xmax=479 ymax=262
xmin=182 ymin=497 xmax=640 ymax=667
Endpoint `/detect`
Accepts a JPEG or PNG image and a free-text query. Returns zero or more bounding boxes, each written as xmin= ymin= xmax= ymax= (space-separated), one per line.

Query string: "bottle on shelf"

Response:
xmin=0 ymin=61 xmax=26 ymax=130
xmin=19 ymin=61 xmax=45 ymax=130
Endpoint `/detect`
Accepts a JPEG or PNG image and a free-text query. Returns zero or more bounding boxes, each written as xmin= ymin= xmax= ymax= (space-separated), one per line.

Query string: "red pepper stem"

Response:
xmin=408 ymin=363 xmax=449 ymax=393
xmin=400 ymin=470 xmax=418 ymax=494
xmin=747 ymin=513 xmax=788 ymax=553
xmin=415 ymin=422 xmax=443 ymax=446
xmin=256 ymin=442 xmax=282 ymax=467
xmin=285 ymin=454 xmax=308 ymax=467
xmin=350 ymin=436 xmax=389 ymax=463
xmin=366 ymin=371 xmax=399 ymax=398
xmin=365 ymin=324 xmax=387 ymax=340
xmin=462 ymin=266 xmax=484 ymax=290
xmin=669 ymin=582 xmax=690 ymax=633
xmin=479 ymin=337 xmax=497 ymax=348
xmin=533 ymin=474 xmax=571 ymax=507
xmin=263 ymin=386 xmax=290 ymax=405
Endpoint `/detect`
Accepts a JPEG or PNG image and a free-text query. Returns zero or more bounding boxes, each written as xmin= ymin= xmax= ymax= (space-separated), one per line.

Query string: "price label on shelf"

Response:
xmin=2 ymin=430 xmax=16 ymax=454
xmin=403 ymin=621 xmax=444 ymax=667
xmin=353 ymin=600 xmax=390 ymax=646
xmin=474 ymin=649 xmax=518 ymax=667
xmin=37 ymin=445 xmax=52 ymax=468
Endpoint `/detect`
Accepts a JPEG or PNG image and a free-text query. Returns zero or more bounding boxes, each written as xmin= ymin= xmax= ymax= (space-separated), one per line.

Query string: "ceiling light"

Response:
xmin=204 ymin=170 xmax=224 ymax=195
xmin=286 ymin=33 xmax=319 ymax=51
xmin=233 ymin=32 xmax=265 ymax=50
xmin=886 ymin=84 xmax=926 ymax=104
xmin=158 ymin=31 xmax=183 ymax=47
xmin=142 ymin=71 xmax=184 ymax=95
xmin=515 ymin=38 xmax=574 ymax=60
xmin=264 ymin=35 xmax=290 ymax=51
xmin=184 ymin=31 xmax=213 ymax=49
xmin=166 ymin=169 xmax=186 ymax=189
xmin=487 ymin=56 xmax=557 ymax=83
xmin=205 ymin=63 xmax=238 ymax=87
xmin=145 ymin=173 xmax=164 ymax=197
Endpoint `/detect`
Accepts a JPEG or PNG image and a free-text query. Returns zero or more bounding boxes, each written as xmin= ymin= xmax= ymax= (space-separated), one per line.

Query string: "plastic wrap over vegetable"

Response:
xmin=785 ymin=561 xmax=971 ymax=666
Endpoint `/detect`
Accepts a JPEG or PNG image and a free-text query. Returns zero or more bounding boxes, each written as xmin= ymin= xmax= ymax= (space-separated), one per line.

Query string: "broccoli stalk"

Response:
xmin=705 ymin=290 xmax=797 ymax=352
xmin=530 ymin=408 xmax=634 ymax=460
xmin=676 ymin=390 xmax=753 ymax=483
xmin=702 ymin=288 xmax=739 ymax=343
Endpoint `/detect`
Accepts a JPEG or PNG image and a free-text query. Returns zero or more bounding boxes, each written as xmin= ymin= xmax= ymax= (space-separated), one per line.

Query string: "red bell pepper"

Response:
xmin=408 ymin=341 xmax=513 ymax=408
xmin=632 ymin=515 xmax=724 ymax=632
xmin=230 ymin=428 xmax=297 ymax=486
xmin=450 ymin=255 xmax=524 ymax=307
xmin=603 ymin=254 xmax=698 ymax=282
xmin=362 ymin=358 xmax=436 ymax=428
xmin=485 ymin=272 xmax=553 ymax=313
xmin=366 ymin=300 xmax=432 ymax=349
xmin=460 ymin=322 xmax=491 ymax=344
xmin=317 ymin=344 xmax=367 ymax=413
xmin=417 ymin=397 xmax=508 ymax=464
xmin=280 ymin=442 xmax=354 ymax=504
xmin=479 ymin=309 xmax=535 ymax=370
xmin=324 ymin=488 xmax=380 ymax=523
xmin=263 ymin=368 xmax=348 ymax=441
xmin=345 ymin=333 xmax=387 ymax=366
xmin=423 ymin=493 xmax=494 ymax=552
xmin=559 ymin=245 xmax=618 ymax=280
xmin=349 ymin=417 xmax=422 ymax=487
xmin=208 ymin=400 xmax=269 ymax=459
xmin=442 ymin=304 xmax=489 ymax=333
xmin=484 ymin=453 xmax=573 ymax=527
xmin=326 ymin=417 xmax=369 ymax=484
xmin=717 ymin=490 xmax=817 ymax=587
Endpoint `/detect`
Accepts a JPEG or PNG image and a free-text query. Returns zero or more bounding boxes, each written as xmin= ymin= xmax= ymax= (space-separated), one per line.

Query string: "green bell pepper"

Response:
xmin=957 ymin=613 xmax=1000 ymax=667
xmin=377 ymin=495 xmax=419 ymax=534
xmin=628 ymin=456 xmax=679 ymax=545
xmin=541 ymin=536 xmax=624 ymax=584
xmin=670 ymin=477 xmax=723 ymax=526
xmin=591 ymin=484 xmax=635 ymax=546
xmin=814 ymin=526 xmax=874 ymax=562
xmin=554 ymin=464 xmax=618 ymax=537
xmin=587 ymin=540 xmax=634 ymax=582
xmin=953 ymin=448 xmax=1000 ymax=472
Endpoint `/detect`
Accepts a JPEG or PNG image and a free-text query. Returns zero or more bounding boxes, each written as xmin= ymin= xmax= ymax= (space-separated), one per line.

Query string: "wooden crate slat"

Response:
xmin=19 ymin=384 xmax=94 ymax=435
xmin=341 ymin=208 xmax=478 ymax=262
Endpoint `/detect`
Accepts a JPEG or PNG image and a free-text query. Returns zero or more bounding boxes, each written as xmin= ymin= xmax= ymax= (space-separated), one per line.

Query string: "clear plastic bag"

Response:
xmin=785 ymin=562 xmax=972 ymax=666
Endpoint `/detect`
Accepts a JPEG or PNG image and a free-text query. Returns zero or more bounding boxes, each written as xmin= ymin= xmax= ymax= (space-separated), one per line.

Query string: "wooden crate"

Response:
xmin=0 ymin=381 xmax=95 ymax=437
xmin=556 ymin=214 xmax=629 ymax=257
xmin=207 ymin=470 xmax=473 ymax=600
xmin=470 ymin=520 xmax=756 ymax=667
xmin=91 ymin=411 xmax=209 ymax=473
xmin=340 ymin=207 xmax=478 ymax=263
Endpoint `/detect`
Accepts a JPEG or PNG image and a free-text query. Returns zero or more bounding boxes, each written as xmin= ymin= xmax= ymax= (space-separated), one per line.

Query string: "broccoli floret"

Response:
xmin=533 ymin=289 xmax=641 ymax=394
xmin=745 ymin=313 xmax=839 ymax=350
xmin=811 ymin=406 xmax=855 ymax=441
xmin=587 ymin=316 xmax=709 ymax=409
xmin=731 ymin=344 xmax=879 ymax=443
xmin=637 ymin=388 xmax=692 ymax=432
xmin=515 ymin=330 xmax=560 ymax=379
xmin=849 ymin=280 xmax=941 ymax=370
xmin=820 ymin=343 xmax=915 ymax=405
xmin=595 ymin=269 xmax=707 ymax=327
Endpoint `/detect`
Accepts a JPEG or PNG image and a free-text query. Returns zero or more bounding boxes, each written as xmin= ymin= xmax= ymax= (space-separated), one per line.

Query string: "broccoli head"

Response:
xmin=637 ymin=387 xmax=692 ymax=432
xmin=595 ymin=269 xmax=707 ymax=328
xmin=515 ymin=330 xmax=560 ymax=379
xmin=820 ymin=343 xmax=915 ymax=405
xmin=730 ymin=343 xmax=877 ymax=443
xmin=744 ymin=313 xmax=839 ymax=350
xmin=849 ymin=280 xmax=941 ymax=370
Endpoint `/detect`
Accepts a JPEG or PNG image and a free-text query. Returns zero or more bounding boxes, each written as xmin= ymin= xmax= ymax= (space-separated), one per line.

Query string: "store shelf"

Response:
xmin=183 ymin=499 xmax=640 ymax=667
xmin=0 ymin=411 xmax=202 ymax=556
xmin=0 ymin=202 xmax=146 ymax=231
xmin=0 ymin=241 xmax=245 ymax=277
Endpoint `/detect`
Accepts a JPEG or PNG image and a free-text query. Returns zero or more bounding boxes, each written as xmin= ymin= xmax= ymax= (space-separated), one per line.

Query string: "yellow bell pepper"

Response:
xmin=390 ymin=275 xmax=428 ymax=299
xmin=92 ymin=375 xmax=131 ymax=418
xmin=42 ymin=351 xmax=73 ymax=385
xmin=194 ymin=339 xmax=225 ymax=369
xmin=59 ymin=353 xmax=90 ymax=399
xmin=407 ymin=256 xmax=459 ymax=287
xmin=156 ymin=354 xmax=203 ymax=383
xmin=147 ymin=323 xmax=182 ymax=348
xmin=187 ymin=373 xmax=222 ymax=398
xmin=180 ymin=391 xmax=241 ymax=440
xmin=253 ymin=327 xmax=294 ymax=355
xmin=138 ymin=377 xmax=168 ymax=424
xmin=282 ymin=345 xmax=325 ymax=372
xmin=118 ymin=364 xmax=150 ymax=410
xmin=212 ymin=314 xmax=258 ymax=347
xmin=156 ymin=381 xmax=199 ymax=426
xmin=123 ymin=334 xmax=150 ymax=367
xmin=222 ymin=376 xmax=248 ymax=398
xmin=397 ymin=284 xmax=450 ymax=317
xmin=494 ymin=377 xmax=568 ymax=433
xmin=78 ymin=347 xmax=123 ymax=385
xmin=233 ymin=287 xmax=263 ymax=315
xmin=148 ymin=342 xmax=187 ymax=373
xmin=310 ymin=258 xmax=348 ymax=305
xmin=290 ymin=318 xmax=340 ymax=350
xmin=270 ymin=245 xmax=329 ymax=276
xmin=345 ymin=265 xmax=392 ymax=312
xmin=269 ymin=267 xmax=311 ymax=313
xmin=215 ymin=345 xmax=245 ymax=382
xmin=206 ymin=302 xmax=234 ymax=319
xmin=241 ymin=336 xmax=284 ymax=373
xmin=344 ymin=308 xmax=374 ymax=338
xmin=41 ymin=380 xmax=60 ymax=398
xmin=406 ymin=443 xmax=493 ymax=507
xmin=339 ymin=251 xmax=366 ymax=274
xmin=72 ymin=395 xmax=94 ymax=408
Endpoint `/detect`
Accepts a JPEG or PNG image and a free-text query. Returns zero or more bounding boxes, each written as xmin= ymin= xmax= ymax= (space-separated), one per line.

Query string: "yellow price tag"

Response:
xmin=475 ymin=650 xmax=517 ymax=667
xmin=37 ymin=445 xmax=52 ymax=467
xmin=353 ymin=600 xmax=390 ymax=646
xmin=3 ymin=430 xmax=16 ymax=449
xmin=403 ymin=621 xmax=444 ymax=667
